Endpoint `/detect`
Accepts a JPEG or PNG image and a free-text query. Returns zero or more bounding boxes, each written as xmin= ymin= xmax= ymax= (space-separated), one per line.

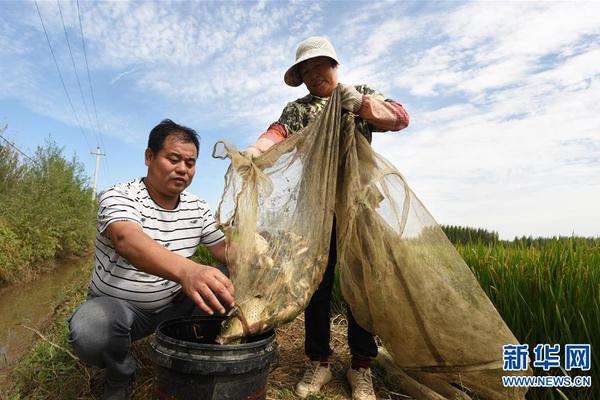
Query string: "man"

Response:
xmin=69 ymin=119 xmax=235 ymax=400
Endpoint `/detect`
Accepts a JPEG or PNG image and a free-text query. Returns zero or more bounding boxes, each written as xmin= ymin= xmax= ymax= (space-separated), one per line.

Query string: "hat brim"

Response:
xmin=284 ymin=51 xmax=339 ymax=87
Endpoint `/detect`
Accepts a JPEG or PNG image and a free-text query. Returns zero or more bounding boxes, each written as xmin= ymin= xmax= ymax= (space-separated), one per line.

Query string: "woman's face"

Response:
xmin=299 ymin=56 xmax=338 ymax=97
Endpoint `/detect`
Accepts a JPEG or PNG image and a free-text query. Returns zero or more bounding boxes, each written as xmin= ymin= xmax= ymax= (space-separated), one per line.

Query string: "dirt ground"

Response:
xmin=266 ymin=315 xmax=408 ymax=400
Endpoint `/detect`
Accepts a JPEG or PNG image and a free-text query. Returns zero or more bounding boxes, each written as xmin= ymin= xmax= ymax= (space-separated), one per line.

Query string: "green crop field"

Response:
xmin=460 ymin=237 xmax=597 ymax=399
xmin=332 ymin=231 xmax=598 ymax=400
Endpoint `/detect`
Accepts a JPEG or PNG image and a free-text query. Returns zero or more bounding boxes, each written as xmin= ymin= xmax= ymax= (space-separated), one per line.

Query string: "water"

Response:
xmin=0 ymin=257 xmax=91 ymax=372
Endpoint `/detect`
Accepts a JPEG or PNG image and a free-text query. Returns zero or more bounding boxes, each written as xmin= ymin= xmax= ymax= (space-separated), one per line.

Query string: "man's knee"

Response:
xmin=68 ymin=296 xmax=133 ymax=366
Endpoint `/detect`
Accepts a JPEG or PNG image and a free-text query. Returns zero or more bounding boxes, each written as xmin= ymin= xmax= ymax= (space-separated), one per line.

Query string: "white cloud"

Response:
xmin=1 ymin=0 xmax=599 ymax=238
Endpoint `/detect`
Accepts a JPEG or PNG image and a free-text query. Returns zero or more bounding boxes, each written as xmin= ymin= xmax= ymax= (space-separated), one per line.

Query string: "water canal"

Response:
xmin=0 ymin=256 xmax=92 ymax=386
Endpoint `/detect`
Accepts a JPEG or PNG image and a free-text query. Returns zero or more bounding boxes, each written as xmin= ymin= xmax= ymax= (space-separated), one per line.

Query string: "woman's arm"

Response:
xmin=359 ymin=96 xmax=409 ymax=132
xmin=245 ymin=101 xmax=304 ymax=157
xmin=339 ymin=83 xmax=410 ymax=132
xmin=246 ymin=122 xmax=288 ymax=157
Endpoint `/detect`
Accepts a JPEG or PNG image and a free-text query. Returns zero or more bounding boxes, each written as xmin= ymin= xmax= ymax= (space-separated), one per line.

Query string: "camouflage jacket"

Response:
xmin=277 ymin=84 xmax=393 ymax=144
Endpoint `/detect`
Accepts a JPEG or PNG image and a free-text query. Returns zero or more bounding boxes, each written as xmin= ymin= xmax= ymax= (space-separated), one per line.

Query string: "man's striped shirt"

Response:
xmin=89 ymin=178 xmax=224 ymax=311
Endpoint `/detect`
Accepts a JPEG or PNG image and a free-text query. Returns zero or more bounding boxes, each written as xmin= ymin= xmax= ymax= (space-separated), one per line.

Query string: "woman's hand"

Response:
xmin=242 ymin=145 xmax=262 ymax=159
xmin=339 ymin=83 xmax=363 ymax=114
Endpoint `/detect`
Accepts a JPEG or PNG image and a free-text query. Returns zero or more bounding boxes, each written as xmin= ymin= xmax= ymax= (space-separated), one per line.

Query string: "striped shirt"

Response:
xmin=89 ymin=178 xmax=225 ymax=312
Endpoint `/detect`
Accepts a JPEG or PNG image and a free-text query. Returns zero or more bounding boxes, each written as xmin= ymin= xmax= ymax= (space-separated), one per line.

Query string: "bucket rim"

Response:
xmin=154 ymin=316 xmax=276 ymax=351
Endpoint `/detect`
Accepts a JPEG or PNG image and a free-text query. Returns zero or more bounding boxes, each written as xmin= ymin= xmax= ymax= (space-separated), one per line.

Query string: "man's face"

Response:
xmin=299 ymin=56 xmax=338 ymax=97
xmin=145 ymin=134 xmax=197 ymax=199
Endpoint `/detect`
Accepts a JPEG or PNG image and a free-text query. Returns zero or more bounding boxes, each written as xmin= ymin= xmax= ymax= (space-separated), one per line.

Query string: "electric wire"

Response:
xmin=0 ymin=133 xmax=36 ymax=164
xmin=76 ymin=0 xmax=103 ymax=147
xmin=75 ymin=0 xmax=110 ymax=182
xmin=34 ymin=0 xmax=92 ymax=150
xmin=56 ymin=0 xmax=95 ymax=142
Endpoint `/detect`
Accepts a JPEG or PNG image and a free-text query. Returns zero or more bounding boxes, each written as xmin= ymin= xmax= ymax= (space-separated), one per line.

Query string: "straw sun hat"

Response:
xmin=284 ymin=36 xmax=340 ymax=87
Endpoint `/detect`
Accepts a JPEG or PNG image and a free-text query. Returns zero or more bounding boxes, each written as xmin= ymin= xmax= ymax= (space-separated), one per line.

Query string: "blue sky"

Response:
xmin=1 ymin=0 xmax=599 ymax=239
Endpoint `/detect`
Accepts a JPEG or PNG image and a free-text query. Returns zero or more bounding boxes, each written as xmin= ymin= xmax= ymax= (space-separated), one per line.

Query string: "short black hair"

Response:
xmin=147 ymin=119 xmax=200 ymax=154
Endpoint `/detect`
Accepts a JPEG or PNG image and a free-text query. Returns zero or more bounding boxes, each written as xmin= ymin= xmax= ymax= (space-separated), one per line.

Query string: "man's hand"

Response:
xmin=180 ymin=263 xmax=235 ymax=315
xmin=106 ymin=221 xmax=235 ymax=315
xmin=339 ymin=83 xmax=363 ymax=114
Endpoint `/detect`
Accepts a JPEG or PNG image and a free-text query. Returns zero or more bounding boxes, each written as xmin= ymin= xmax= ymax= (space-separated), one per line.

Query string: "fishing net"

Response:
xmin=212 ymin=87 xmax=528 ymax=399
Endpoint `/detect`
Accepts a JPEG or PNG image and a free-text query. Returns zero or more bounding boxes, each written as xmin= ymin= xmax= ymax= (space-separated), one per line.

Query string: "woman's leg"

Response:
xmin=304 ymin=224 xmax=337 ymax=360
xmin=347 ymin=307 xmax=377 ymax=366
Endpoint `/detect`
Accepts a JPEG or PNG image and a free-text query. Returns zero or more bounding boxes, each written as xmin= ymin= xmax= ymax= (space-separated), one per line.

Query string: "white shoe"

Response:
xmin=347 ymin=368 xmax=376 ymax=400
xmin=295 ymin=361 xmax=332 ymax=398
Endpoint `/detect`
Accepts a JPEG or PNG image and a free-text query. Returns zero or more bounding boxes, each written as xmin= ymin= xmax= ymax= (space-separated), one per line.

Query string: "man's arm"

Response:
xmin=207 ymin=240 xmax=227 ymax=264
xmin=106 ymin=220 xmax=235 ymax=315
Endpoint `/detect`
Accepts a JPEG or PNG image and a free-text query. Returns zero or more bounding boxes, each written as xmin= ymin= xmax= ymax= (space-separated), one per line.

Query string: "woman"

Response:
xmin=245 ymin=36 xmax=409 ymax=400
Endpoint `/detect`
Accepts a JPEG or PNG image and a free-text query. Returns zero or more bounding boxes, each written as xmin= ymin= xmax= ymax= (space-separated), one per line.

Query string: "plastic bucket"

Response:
xmin=150 ymin=316 xmax=277 ymax=400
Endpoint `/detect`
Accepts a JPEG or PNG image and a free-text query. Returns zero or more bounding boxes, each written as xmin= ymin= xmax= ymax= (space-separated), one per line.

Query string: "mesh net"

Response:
xmin=212 ymin=87 xmax=528 ymax=399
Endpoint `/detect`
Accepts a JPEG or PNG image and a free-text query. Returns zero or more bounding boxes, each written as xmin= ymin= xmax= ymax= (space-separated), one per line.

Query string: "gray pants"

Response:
xmin=68 ymin=292 xmax=197 ymax=381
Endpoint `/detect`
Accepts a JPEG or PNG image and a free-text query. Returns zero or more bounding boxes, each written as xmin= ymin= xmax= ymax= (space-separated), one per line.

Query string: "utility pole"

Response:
xmin=90 ymin=146 xmax=105 ymax=200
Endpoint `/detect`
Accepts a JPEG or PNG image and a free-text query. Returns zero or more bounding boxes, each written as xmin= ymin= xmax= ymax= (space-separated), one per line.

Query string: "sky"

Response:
xmin=0 ymin=0 xmax=599 ymax=240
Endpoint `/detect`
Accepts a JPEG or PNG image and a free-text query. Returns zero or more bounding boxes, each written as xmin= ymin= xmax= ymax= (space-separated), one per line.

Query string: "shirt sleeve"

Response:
xmin=277 ymin=101 xmax=306 ymax=136
xmin=247 ymin=103 xmax=300 ymax=155
xmin=356 ymin=85 xmax=410 ymax=132
xmin=96 ymin=187 xmax=143 ymax=234
xmin=253 ymin=122 xmax=288 ymax=153
xmin=199 ymin=201 xmax=225 ymax=246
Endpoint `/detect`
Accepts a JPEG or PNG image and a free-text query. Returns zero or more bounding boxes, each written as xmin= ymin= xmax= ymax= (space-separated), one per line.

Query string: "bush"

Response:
xmin=0 ymin=136 xmax=96 ymax=285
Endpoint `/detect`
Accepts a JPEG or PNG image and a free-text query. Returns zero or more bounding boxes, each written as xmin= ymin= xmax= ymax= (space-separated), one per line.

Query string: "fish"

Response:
xmin=217 ymin=296 xmax=268 ymax=344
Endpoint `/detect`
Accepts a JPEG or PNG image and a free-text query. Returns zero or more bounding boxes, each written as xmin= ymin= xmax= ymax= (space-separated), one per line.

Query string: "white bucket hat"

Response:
xmin=284 ymin=36 xmax=339 ymax=87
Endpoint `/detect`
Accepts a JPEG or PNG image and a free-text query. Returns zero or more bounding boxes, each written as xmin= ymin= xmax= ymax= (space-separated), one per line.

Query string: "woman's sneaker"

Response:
xmin=346 ymin=367 xmax=376 ymax=400
xmin=295 ymin=361 xmax=332 ymax=398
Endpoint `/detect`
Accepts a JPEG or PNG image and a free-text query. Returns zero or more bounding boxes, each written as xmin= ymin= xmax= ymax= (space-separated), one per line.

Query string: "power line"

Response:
xmin=76 ymin=0 xmax=102 ymax=145
xmin=0 ymin=131 xmax=36 ymax=164
xmin=56 ymin=0 xmax=95 ymax=141
xmin=33 ymin=0 xmax=92 ymax=150
xmin=76 ymin=0 xmax=110 ymax=180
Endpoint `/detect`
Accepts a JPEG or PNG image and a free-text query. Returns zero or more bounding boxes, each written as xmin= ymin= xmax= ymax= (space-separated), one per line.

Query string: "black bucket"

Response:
xmin=150 ymin=316 xmax=277 ymax=400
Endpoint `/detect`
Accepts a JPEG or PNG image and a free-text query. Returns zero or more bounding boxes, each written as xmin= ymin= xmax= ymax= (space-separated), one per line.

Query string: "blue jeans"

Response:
xmin=68 ymin=292 xmax=197 ymax=381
